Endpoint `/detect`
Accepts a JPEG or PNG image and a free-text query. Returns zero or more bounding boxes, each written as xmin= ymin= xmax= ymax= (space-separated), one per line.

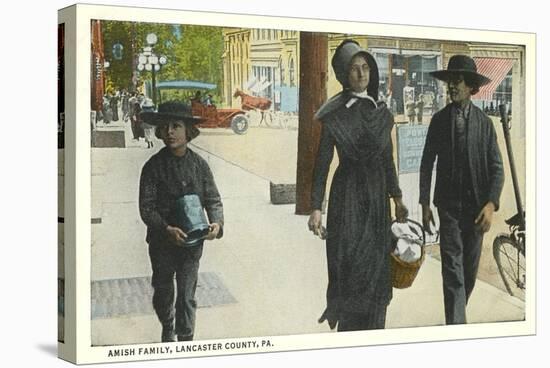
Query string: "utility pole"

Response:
xmin=295 ymin=32 xmax=328 ymax=215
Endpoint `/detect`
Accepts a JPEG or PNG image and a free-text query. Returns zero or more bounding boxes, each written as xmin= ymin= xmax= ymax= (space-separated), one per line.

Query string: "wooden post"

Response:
xmin=295 ymin=32 xmax=328 ymax=215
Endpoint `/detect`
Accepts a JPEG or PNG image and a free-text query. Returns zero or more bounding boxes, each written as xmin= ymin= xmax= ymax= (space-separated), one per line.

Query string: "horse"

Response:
xmin=233 ymin=89 xmax=272 ymax=126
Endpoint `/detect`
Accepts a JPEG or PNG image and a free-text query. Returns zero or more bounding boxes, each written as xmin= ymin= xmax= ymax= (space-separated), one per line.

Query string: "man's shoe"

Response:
xmin=161 ymin=324 xmax=176 ymax=342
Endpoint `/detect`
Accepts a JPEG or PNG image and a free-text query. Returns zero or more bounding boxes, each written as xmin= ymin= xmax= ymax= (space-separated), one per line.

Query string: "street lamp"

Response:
xmin=137 ymin=32 xmax=167 ymax=106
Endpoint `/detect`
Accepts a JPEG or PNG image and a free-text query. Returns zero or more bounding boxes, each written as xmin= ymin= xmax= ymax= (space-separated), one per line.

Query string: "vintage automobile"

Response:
xmin=156 ymin=80 xmax=249 ymax=134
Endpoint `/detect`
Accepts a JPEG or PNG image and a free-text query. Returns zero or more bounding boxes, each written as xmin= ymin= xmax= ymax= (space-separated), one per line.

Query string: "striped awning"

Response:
xmin=472 ymin=58 xmax=514 ymax=100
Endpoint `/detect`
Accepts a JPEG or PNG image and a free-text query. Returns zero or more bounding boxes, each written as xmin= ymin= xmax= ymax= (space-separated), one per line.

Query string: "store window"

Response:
xmin=370 ymin=51 xmax=441 ymax=115
xmin=407 ymin=55 xmax=438 ymax=96
xmin=494 ymin=70 xmax=513 ymax=106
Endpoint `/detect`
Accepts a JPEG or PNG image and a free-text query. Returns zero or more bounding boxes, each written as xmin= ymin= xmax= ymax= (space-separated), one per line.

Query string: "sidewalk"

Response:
xmin=90 ymin=124 xmax=525 ymax=346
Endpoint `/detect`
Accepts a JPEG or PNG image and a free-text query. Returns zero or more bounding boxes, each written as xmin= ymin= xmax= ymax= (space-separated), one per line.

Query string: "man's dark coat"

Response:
xmin=419 ymin=103 xmax=504 ymax=211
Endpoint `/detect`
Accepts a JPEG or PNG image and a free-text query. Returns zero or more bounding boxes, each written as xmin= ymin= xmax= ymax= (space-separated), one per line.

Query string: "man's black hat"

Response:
xmin=430 ymin=55 xmax=491 ymax=87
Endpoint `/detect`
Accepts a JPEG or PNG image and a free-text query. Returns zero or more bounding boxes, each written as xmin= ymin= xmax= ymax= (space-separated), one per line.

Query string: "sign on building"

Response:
xmin=396 ymin=125 xmax=429 ymax=174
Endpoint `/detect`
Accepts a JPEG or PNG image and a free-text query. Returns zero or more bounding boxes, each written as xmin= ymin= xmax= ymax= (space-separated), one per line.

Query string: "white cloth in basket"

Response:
xmin=392 ymin=222 xmax=422 ymax=263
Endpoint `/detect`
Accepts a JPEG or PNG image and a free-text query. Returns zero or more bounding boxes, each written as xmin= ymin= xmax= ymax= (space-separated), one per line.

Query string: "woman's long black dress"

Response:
xmin=312 ymin=95 xmax=402 ymax=330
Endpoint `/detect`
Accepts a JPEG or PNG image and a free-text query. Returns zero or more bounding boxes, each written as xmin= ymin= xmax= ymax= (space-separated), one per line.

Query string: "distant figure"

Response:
xmin=406 ymin=98 xmax=416 ymax=124
xmin=203 ymin=94 xmax=214 ymax=106
xmin=122 ymin=90 xmax=130 ymax=122
xmin=191 ymin=91 xmax=202 ymax=104
xmin=110 ymin=91 xmax=120 ymax=121
xmin=128 ymin=92 xmax=137 ymax=120
xmin=141 ymin=98 xmax=156 ymax=148
xmin=131 ymin=98 xmax=144 ymax=141
xmin=386 ymin=91 xmax=395 ymax=113
xmin=416 ymin=94 xmax=425 ymax=124
xmin=102 ymin=94 xmax=111 ymax=124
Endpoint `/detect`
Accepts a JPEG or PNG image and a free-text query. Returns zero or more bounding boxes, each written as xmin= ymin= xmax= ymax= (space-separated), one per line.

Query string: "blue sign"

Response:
xmin=274 ymin=86 xmax=298 ymax=112
xmin=396 ymin=125 xmax=429 ymax=174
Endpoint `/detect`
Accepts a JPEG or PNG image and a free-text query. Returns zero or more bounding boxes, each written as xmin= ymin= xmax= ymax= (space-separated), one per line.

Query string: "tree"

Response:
xmin=101 ymin=21 xmax=223 ymax=100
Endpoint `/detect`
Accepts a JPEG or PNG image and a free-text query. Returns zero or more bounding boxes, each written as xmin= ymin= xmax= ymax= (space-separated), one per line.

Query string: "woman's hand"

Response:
xmin=166 ymin=225 xmax=187 ymax=246
xmin=393 ymin=197 xmax=408 ymax=223
xmin=308 ymin=210 xmax=323 ymax=238
xmin=205 ymin=223 xmax=221 ymax=241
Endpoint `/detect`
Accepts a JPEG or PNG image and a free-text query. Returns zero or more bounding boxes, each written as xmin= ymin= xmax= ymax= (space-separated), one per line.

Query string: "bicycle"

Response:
xmin=492 ymin=104 xmax=526 ymax=299
xmin=493 ymin=212 xmax=525 ymax=298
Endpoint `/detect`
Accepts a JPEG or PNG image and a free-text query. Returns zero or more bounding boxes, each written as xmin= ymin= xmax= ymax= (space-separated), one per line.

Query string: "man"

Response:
xmin=419 ymin=55 xmax=504 ymax=325
xmin=203 ymin=94 xmax=214 ymax=106
xmin=139 ymin=101 xmax=224 ymax=342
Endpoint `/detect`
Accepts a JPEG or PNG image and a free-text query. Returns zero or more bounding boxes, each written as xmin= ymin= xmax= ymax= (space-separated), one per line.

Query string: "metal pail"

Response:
xmin=175 ymin=194 xmax=210 ymax=246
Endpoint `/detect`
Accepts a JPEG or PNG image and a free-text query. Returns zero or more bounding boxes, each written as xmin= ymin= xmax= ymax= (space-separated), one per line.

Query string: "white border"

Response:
xmin=61 ymin=3 xmax=536 ymax=364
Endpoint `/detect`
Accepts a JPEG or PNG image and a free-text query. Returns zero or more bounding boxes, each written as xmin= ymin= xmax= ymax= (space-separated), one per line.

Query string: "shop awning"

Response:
xmin=472 ymin=58 xmax=514 ymax=100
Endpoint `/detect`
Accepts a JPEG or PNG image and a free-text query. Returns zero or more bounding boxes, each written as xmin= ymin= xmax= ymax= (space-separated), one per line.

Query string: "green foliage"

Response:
xmin=101 ymin=21 xmax=223 ymax=101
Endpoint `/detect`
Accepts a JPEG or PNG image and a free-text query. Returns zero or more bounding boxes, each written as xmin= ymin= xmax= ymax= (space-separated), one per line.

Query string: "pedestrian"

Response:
xmin=128 ymin=92 xmax=137 ymax=118
xmin=141 ymin=98 xmax=156 ymax=148
xmin=416 ymin=94 xmax=425 ymax=124
xmin=102 ymin=94 xmax=111 ymax=124
xmin=387 ymin=90 xmax=396 ymax=114
xmin=432 ymin=92 xmax=440 ymax=115
xmin=308 ymin=40 xmax=408 ymax=332
xmin=139 ymin=101 xmax=224 ymax=342
xmin=121 ymin=90 xmax=130 ymax=122
xmin=130 ymin=98 xmax=142 ymax=141
xmin=419 ymin=55 xmax=504 ymax=325
xmin=406 ymin=98 xmax=416 ymax=124
xmin=489 ymin=101 xmax=495 ymax=115
xmin=110 ymin=90 xmax=120 ymax=121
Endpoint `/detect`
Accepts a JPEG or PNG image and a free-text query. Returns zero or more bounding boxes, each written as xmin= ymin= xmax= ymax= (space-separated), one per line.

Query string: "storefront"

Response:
xmin=370 ymin=48 xmax=442 ymax=118
xmin=471 ymin=57 xmax=515 ymax=114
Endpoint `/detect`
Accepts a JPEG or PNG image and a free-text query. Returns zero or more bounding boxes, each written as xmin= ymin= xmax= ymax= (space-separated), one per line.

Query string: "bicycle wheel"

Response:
xmin=493 ymin=234 xmax=526 ymax=299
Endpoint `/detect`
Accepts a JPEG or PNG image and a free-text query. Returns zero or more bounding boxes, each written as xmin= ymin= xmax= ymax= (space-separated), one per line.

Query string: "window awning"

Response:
xmin=472 ymin=58 xmax=514 ymax=100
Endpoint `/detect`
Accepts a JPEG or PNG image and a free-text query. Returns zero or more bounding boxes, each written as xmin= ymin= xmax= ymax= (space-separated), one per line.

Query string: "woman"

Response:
xmin=308 ymin=40 xmax=408 ymax=332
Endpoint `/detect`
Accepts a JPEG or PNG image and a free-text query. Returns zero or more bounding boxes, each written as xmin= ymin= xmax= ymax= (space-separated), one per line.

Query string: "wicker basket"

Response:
xmin=390 ymin=247 xmax=425 ymax=289
xmin=390 ymin=219 xmax=426 ymax=289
